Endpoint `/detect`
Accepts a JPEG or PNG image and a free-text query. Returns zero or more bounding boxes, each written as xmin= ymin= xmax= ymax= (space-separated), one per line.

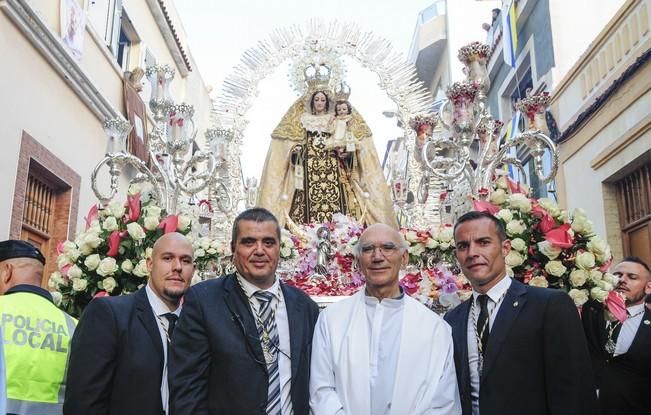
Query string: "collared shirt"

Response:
xmin=614 ymin=303 xmax=645 ymax=356
xmin=467 ymin=275 xmax=512 ymax=415
xmin=364 ymin=291 xmax=405 ymax=415
xmin=145 ymin=284 xmax=181 ymax=415
xmin=237 ymin=275 xmax=293 ymax=415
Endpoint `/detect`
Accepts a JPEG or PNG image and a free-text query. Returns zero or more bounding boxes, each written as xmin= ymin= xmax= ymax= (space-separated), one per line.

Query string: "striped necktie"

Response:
xmin=254 ymin=291 xmax=281 ymax=415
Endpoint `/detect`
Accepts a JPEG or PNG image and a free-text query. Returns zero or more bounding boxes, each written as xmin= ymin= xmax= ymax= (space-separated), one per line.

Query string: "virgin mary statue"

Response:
xmin=258 ymin=69 xmax=397 ymax=229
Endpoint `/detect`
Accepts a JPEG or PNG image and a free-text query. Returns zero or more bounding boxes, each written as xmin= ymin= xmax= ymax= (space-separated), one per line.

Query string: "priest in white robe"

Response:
xmin=310 ymin=223 xmax=461 ymax=415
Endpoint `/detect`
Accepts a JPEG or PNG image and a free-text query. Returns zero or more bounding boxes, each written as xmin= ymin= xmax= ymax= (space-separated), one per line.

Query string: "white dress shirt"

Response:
xmin=238 ymin=275 xmax=293 ymax=415
xmin=364 ymin=293 xmax=405 ymax=415
xmin=614 ymin=303 xmax=645 ymax=356
xmin=145 ymin=284 xmax=181 ymax=415
xmin=467 ymin=275 xmax=512 ymax=415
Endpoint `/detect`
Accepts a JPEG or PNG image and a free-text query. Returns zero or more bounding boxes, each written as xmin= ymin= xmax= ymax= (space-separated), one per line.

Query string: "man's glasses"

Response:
xmin=359 ymin=242 xmax=401 ymax=257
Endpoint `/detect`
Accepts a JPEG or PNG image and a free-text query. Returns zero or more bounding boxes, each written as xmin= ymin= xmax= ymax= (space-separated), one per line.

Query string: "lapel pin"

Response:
xmin=513 ymin=301 xmax=519 ymax=307
xmin=644 ymin=320 xmax=650 ymax=326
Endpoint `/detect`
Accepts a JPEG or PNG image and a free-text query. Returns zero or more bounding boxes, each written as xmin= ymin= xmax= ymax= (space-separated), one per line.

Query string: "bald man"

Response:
xmin=310 ymin=224 xmax=460 ymax=414
xmin=64 ymin=232 xmax=194 ymax=415
xmin=0 ymin=240 xmax=76 ymax=414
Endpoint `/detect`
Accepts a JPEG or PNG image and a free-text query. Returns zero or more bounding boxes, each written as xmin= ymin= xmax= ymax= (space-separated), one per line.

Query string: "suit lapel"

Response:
xmin=223 ymin=274 xmax=267 ymax=368
xmin=281 ymin=283 xmax=304 ymax=379
xmin=626 ymin=308 xmax=651 ymax=355
xmin=452 ymin=299 xmax=472 ymax=401
xmin=135 ymin=288 xmax=164 ymax=364
xmin=481 ymin=279 xmax=527 ymax=380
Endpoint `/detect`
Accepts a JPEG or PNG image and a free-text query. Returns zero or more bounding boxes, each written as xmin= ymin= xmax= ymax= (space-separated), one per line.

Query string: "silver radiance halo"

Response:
xmin=212 ymin=18 xmax=434 ymax=226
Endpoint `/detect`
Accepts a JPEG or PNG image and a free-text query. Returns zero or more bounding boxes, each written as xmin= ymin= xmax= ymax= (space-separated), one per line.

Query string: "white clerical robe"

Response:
xmin=310 ymin=290 xmax=461 ymax=415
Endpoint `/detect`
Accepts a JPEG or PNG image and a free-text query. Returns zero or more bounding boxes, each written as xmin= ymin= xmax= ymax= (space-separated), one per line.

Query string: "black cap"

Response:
xmin=0 ymin=240 xmax=46 ymax=265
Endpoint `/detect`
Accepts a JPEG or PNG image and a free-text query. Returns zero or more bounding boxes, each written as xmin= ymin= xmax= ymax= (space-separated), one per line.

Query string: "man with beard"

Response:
xmin=582 ymin=256 xmax=651 ymax=415
xmin=64 ymin=232 xmax=194 ymax=415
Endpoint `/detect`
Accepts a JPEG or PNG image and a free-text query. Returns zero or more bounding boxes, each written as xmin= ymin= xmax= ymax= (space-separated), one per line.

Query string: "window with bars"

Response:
xmin=22 ymin=175 xmax=55 ymax=234
xmin=616 ymin=163 xmax=651 ymax=229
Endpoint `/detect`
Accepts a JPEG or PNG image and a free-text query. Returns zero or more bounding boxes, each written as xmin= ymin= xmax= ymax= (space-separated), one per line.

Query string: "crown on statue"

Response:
xmin=334 ymin=81 xmax=351 ymax=101
xmin=304 ymin=63 xmax=332 ymax=92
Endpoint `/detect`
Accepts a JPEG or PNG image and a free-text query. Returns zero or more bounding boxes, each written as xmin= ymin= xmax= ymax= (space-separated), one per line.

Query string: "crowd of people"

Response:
xmin=0 ymin=208 xmax=650 ymax=414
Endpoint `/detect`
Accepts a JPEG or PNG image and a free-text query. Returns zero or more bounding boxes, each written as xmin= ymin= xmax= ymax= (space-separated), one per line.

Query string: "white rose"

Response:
xmin=571 ymin=211 xmax=593 ymax=235
xmin=48 ymin=271 xmax=64 ymax=289
xmin=529 ymin=276 xmax=549 ymax=288
xmin=198 ymin=237 xmax=211 ymax=250
xmin=537 ymin=241 xmax=562 ymax=260
xmin=590 ymin=287 xmax=609 ymax=302
xmin=496 ymin=176 xmax=509 ymax=190
xmin=195 ymin=248 xmax=206 ymax=258
xmin=545 ymin=260 xmax=567 ymax=277
xmin=57 ymin=255 xmax=72 ymax=271
xmin=97 ymin=257 xmax=118 ymax=277
xmin=72 ymin=278 xmax=88 ymax=292
xmin=510 ymin=238 xmax=527 ymax=252
xmin=408 ymin=243 xmax=426 ymax=256
xmin=603 ymin=272 xmax=619 ymax=286
xmin=87 ymin=219 xmax=102 ymax=234
xmin=68 ymin=265 xmax=83 ymax=279
xmin=404 ymin=231 xmax=419 ymax=243
xmin=126 ymin=222 xmax=146 ymax=240
xmin=537 ymin=198 xmax=560 ymax=217
xmin=206 ymin=248 xmax=217 ymax=255
xmin=280 ymin=247 xmax=292 ymax=258
xmin=425 ymin=238 xmax=439 ymax=249
xmin=65 ymin=248 xmax=81 ymax=262
xmin=506 ymin=220 xmax=526 ymax=236
xmin=101 ymin=276 xmax=117 ymax=293
xmin=102 ymin=216 xmax=119 ymax=232
xmin=128 ymin=182 xmax=141 ymax=196
xmin=62 ymin=240 xmax=77 ymax=254
xmin=145 ymin=247 xmax=153 ymax=259
xmin=145 ymin=205 xmax=162 ymax=220
xmin=508 ymin=193 xmax=532 ymax=213
xmin=121 ymin=259 xmax=134 ymax=273
xmin=437 ymin=228 xmax=454 ymax=243
xmin=489 ymin=189 xmax=507 ymax=205
xmin=496 ymin=209 xmax=513 ymax=223
xmin=505 ymin=251 xmax=525 ymax=267
xmin=597 ymin=280 xmax=614 ymax=292
xmin=575 ymin=251 xmax=596 ymax=270
xmin=587 ymin=236 xmax=610 ymax=262
xmin=133 ymin=259 xmax=149 ymax=278
xmin=84 ymin=254 xmax=101 ymax=271
xmin=177 ymin=214 xmax=192 ymax=231
xmin=439 ymin=242 xmax=451 ymax=250
xmin=569 ymin=269 xmax=589 ymax=287
xmin=51 ymin=291 xmax=63 ymax=306
xmin=569 ymin=289 xmax=590 ymax=306
xmin=589 ymin=270 xmax=603 ymax=282
xmin=77 ymin=232 xmax=103 ymax=255
xmin=143 ymin=216 xmax=159 ymax=231
xmin=106 ymin=199 xmax=126 ymax=218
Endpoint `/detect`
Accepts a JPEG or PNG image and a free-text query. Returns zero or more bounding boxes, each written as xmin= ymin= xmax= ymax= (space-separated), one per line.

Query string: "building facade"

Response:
xmin=0 ymin=0 xmax=213 ymax=281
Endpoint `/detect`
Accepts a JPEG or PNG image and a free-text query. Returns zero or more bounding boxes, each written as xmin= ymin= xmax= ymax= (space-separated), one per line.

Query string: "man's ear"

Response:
xmin=502 ymin=239 xmax=512 ymax=257
xmin=0 ymin=262 xmax=14 ymax=294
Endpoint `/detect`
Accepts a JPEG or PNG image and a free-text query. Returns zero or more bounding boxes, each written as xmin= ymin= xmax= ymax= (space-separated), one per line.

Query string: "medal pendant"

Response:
xmin=605 ymin=339 xmax=616 ymax=354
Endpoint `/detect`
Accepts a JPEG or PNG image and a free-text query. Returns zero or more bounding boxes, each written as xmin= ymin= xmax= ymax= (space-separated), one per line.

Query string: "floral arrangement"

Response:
xmin=457 ymin=41 xmax=491 ymax=63
xmin=48 ymin=187 xmax=193 ymax=317
xmin=473 ymin=176 xmax=620 ymax=309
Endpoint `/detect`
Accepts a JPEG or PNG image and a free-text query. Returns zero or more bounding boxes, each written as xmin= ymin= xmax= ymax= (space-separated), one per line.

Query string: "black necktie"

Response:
xmin=163 ymin=313 xmax=178 ymax=344
xmin=476 ymin=294 xmax=490 ymax=353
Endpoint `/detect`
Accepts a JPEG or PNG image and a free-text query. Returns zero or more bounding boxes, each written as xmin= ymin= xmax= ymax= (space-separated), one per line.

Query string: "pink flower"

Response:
xmin=545 ymin=223 xmax=574 ymax=249
xmin=158 ymin=215 xmax=179 ymax=234
xmin=84 ymin=204 xmax=99 ymax=230
xmin=506 ymin=177 xmax=522 ymax=194
xmin=106 ymin=231 xmax=121 ymax=257
xmin=93 ymin=291 xmax=109 ymax=299
xmin=605 ymin=291 xmax=627 ymax=323
xmin=473 ymin=200 xmax=500 ymax=215
xmin=538 ymin=212 xmax=556 ymax=234
xmin=126 ymin=193 xmax=141 ymax=222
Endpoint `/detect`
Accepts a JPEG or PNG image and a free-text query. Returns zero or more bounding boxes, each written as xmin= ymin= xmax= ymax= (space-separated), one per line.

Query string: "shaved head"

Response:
xmin=0 ymin=257 xmax=44 ymax=294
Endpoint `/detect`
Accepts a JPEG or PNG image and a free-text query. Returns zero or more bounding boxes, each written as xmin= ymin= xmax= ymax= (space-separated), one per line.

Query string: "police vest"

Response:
xmin=0 ymin=291 xmax=76 ymax=414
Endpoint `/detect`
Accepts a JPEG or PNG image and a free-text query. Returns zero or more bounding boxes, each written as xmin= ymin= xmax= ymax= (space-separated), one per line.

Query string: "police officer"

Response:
xmin=0 ymin=240 xmax=76 ymax=414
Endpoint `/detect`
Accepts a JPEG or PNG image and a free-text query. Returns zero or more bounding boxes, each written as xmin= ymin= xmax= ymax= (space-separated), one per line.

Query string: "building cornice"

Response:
xmin=0 ymin=0 xmax=120 ymax=121
xmin=144 ymin=0 xmax=192 ymax=76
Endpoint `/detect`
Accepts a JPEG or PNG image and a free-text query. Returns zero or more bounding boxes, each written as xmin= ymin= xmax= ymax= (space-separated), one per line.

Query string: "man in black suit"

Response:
xmin=169 ymin=208 xmax=320 ymax=415
xmin=444 ymin=211 xmax=596 ymax=415
xmin=582 ymin=256 xmax=651 ymax=415
xmin=64 ymin=232 xmax=195 ymax=415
